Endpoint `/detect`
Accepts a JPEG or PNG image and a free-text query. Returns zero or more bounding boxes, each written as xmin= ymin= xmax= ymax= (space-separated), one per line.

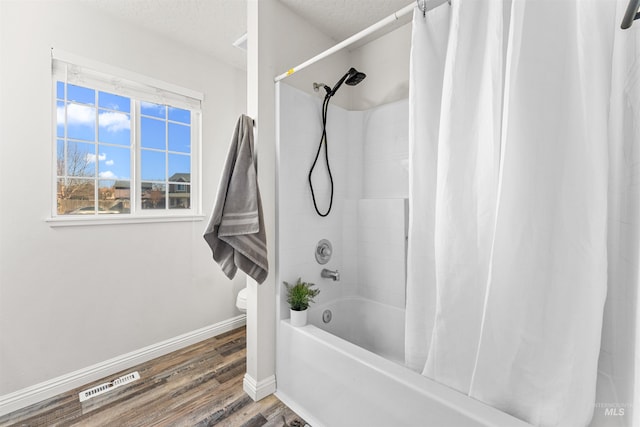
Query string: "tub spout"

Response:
xmin=321 ymin=268 xmax=340 ymax=281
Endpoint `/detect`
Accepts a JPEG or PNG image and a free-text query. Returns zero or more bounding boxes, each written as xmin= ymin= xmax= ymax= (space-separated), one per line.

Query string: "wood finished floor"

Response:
xmin=0 ymin=327 xmax=305 ymax=427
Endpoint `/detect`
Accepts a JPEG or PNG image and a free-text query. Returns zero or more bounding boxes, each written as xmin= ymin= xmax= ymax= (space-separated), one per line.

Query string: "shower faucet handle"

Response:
xmin=318 ymin=244 xmax=331 ymax=257
xmin=315 ymin=239 xmax=333 ymax=264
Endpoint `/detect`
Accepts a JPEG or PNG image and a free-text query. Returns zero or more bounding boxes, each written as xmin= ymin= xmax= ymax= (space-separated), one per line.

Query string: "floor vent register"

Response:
xmin=78 ymin=371 xmax=140 ymax=402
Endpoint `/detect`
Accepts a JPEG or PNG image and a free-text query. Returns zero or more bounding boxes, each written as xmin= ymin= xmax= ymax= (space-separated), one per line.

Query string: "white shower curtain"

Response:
xmin=406 ymin=0 xmax=636 ymax=425
xmin=405 ymin=2 xmax=450 ymax=373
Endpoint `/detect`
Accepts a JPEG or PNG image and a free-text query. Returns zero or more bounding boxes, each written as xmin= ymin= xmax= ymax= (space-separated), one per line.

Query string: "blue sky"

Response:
xmin=56 ymin=83 xmax=191 ymax=185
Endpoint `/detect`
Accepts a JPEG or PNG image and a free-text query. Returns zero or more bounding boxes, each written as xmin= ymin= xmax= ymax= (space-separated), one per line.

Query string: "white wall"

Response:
xmin=246 ymin=0 xmax=350 ymax=400
xmin=0 ymin=0 xmax=246 ymax=396
xmin=362 ymin=99 xmax=409 ymax=198
xmin=350 ymin=23 xmax=412 ymax=111
xmin=356 ymin=199 xmax=407 ymax=308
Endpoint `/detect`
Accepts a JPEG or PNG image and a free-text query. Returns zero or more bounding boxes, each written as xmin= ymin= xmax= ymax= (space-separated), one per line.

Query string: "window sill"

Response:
xmin=46 ymin=214 xmax=207 ymax=227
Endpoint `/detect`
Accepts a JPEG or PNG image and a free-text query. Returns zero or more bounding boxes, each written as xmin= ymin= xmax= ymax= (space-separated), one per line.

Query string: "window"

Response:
xmin=51 ymin=50 xmax=202 ymax=222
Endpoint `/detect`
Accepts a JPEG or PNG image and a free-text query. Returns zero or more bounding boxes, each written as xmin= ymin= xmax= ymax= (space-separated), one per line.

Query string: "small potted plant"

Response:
xmin=283 ymin=278 xmax=320 ymax=327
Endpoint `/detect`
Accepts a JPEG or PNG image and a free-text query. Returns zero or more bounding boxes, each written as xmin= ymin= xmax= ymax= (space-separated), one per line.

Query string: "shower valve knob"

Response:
xmin=318 ymin=246 xmax=331 ymax=257
xmin=315 ymin=239 xmax=332 ymax=264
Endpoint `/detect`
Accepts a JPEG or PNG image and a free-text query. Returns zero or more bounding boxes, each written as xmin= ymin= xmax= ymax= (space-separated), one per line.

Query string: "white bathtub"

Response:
xmin=275 ymin=296 xmax=531 ymax=427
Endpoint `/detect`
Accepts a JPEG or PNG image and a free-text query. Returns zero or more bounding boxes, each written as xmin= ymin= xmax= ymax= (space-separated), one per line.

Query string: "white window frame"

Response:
xmin=48 ymin=49 xmax=205 ymax=227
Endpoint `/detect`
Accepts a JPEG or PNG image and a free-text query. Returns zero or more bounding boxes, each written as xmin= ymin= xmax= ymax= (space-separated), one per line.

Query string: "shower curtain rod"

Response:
xmin=274 ymin=0 xmax=448 ymax=83
xmin=621 ymin=0 xmax=640 ymax=29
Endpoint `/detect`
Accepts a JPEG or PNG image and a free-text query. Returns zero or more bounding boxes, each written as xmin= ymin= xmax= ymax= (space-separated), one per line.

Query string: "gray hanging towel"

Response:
xmin=203 ymin=115 xmax=268 ymax=284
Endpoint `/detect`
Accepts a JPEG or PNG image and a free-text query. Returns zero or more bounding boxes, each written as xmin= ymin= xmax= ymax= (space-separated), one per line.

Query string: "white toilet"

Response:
xmin=236 ymin=288 xmax=248 ymax=313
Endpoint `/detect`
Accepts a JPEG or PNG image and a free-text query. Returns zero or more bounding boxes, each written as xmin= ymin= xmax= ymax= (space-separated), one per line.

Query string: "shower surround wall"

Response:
xmin=276 ymin=83 xmax=408 ymax=318
xmin=277 ymin=83 xmax=357 ymax=310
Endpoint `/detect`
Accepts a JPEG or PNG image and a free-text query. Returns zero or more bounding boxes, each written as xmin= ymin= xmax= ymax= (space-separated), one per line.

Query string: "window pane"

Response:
xmin=56 ymin=81 xmax=64 ymax=100
xmin=169 ymin=183 xmax=190 ymax=209
xmin=99 ymin=180 xmax=130 ymax=214
xmin=99 ymin=145 xmax=130 ymax=180
xmin=56 ymin=101 xmax=65 ymax=137
xmin=141 ymin=182 xmax=166 ymax=209
xmin=141 ymin=149 xmax=165 ymax=181
xmin=58 ymin=178 xmax=95 ymax=215
xmin=67 ymin=142 xmax=95 ymax=177
xmin=168 ymin=123 xmax=190 ymax=153
xmin=66 ymin=103 xmax=96 ymax=141
xmin=141 ymin=101 xmax=166 ymax=119
xmin=99 ymin=91 xmax=130 ymax=113
xmin=113 ymin=179 xmax=131 ymax=206
xmin=141 ymin=117 xmax=165 ymax=149
xmin=168 ymin=107 xmax=190 ymax=124
xmin=168 ymin=153 xmax=190 ymax=180
xmin=67 ymin=84 xmax=95 ymax=105
xmin=99 ymin=110 xmax=130 ymax=145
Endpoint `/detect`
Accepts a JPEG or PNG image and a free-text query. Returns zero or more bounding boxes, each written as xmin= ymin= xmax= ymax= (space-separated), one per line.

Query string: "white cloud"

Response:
xmin=104 ymin=102 xmax=121 ymax=111
xmin=99 ymin=171 xmax=117 ymax=179
xmin=57 ymin=104 xmax=95 ymax=126
xmin=99 ymin=111 xmax=130 ymax=132
xmin=105 ymin=159 xmax=114 ymax=166
xmin=56 ymin=104 xmax=130 ymax=134
xmin=86 ymin=153 xmax=106 ymax=163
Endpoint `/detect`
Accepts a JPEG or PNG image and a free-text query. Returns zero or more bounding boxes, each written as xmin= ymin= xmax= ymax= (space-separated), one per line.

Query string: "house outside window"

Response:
xmin=51 ymin=50 xmax=202 ymax=223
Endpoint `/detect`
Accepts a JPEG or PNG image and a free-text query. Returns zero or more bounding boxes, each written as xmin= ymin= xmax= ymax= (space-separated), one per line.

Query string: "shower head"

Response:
xmin=345 ymin=69 xmax=366 ymax=86
xmin=328 ymin=67 xmax=366 ymax=97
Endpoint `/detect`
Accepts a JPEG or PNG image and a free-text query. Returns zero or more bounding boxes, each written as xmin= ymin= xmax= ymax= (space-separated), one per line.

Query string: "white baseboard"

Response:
xmin=243 ymin=373 xmax=276 ymax=401
xmin=0 ymin=315 xmax=246 ymax=417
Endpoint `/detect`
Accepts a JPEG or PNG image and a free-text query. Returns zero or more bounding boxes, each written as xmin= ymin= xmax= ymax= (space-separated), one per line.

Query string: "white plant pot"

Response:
xmin=290 ymin=308 xmax=308 ymax=327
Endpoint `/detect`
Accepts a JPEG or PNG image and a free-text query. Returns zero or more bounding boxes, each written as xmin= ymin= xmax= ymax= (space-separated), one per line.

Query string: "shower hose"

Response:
xmin=308 ymin=93 xmax=334 ymax=217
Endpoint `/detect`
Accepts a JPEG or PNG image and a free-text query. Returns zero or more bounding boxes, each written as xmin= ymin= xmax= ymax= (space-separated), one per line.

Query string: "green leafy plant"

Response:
xmin=283 ymin=278 xmax=320 ymax=311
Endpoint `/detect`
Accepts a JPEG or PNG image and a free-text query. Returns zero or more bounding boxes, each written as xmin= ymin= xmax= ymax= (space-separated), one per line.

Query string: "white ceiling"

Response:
xmin=279 ymin=0 xmax=412 ymax=42
xmin=85 ymin=0 xmax=248 ymax=69
xmin=83 ymin=0 xmax=414 ymax=70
